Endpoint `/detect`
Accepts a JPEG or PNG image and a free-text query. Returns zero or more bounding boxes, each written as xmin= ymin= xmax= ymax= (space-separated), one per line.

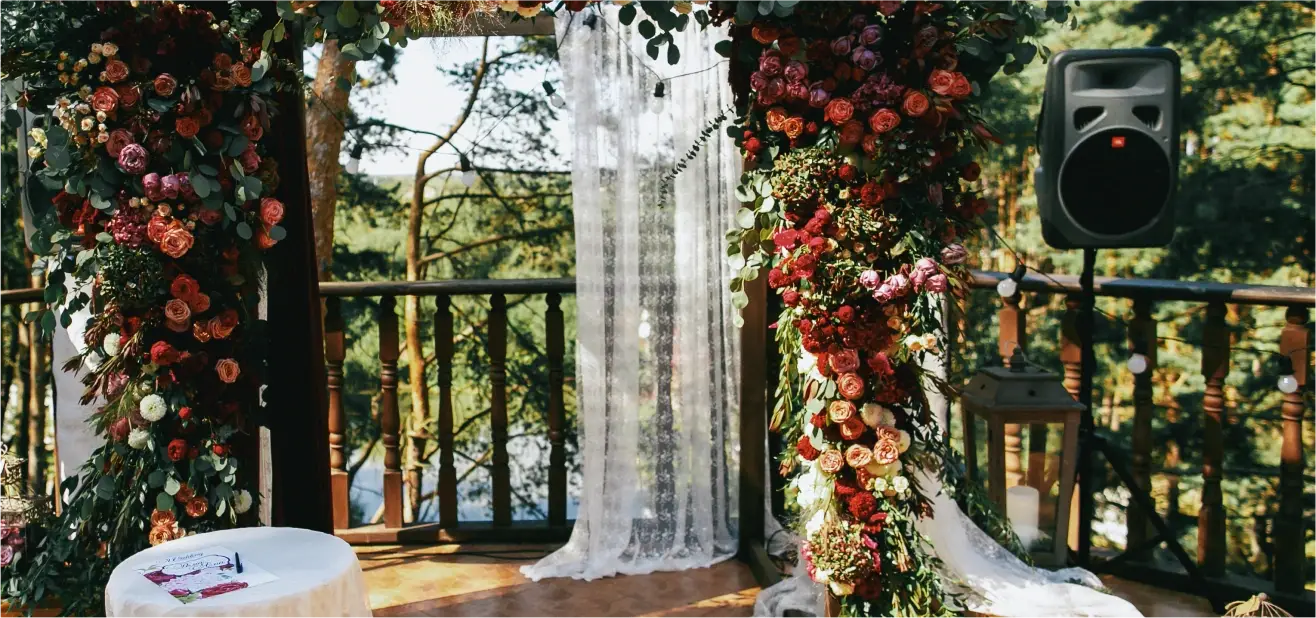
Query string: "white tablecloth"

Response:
xmin=105 ymin=527 xmax=372 ymax=617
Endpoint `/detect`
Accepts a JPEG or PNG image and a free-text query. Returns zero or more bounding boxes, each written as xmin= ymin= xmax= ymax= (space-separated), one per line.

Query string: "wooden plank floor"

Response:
xmin=356 ymin=544 xmax=1215 ymax=617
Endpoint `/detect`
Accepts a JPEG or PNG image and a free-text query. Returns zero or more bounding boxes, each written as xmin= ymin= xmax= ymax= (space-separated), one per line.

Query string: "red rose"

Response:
xmin=823 ymin=97 xmax=854 ymax=125
xmin=175 ymin=116 xmax=200 ymax=139
xmin=860 ymin=181 xmax=886 ymax=207
xmin=744 ymin=137 xmax=762 ymax=153
xmin=212 ymin=443 xmax=227 ymax=456
xmin=838 ymin=120 xmax=864 ymax=147
xmin=928 ymin=69 xmax=955 ymax=96
xmin=796 ymin=435 xmax=820 ymax=461
xmin=838 ymin=164 xmax=858 ymax=183
xmin=91 ymin=86 xmax=119 ymax=113
xmin=154 ymin=74 xmax=178 ymax=97
xmin=178 ymin=407 xmax=192 ymax=421
xmin=950 ymin=73 xmax=973 ymax=99
xmin=830 ymin=349 xmax=860 ymax=373
xmin=902 ymin=91 xmax=930 ymax=117
xmin=767 ymin=268 xmax=788 ymax=289
xmin=868 ymin=108 xmax=901 ymax=134
xmin=106 ymin=129 xmax=134 ymax=158
xmin=962 ymin=162 xmax=981 ymax=182
xmin=171 ymin=274 xmax=199 ymax=301
xmin=834 ymin=306 xmax=855 ymax=323
xmin=103 ymin=59 xmax=129 ymax=83
xmin=782 ymin=290 xmax=800 ymax=306
xmin=116 ymin=85 xmax=141 ymax=108
xmin=150 ymin=341 xmax=179 ymax=366
xmin=241 ymin=115 xmax=263 ymax=141
xmin=167 ymin=439 xmax=188 ymax=462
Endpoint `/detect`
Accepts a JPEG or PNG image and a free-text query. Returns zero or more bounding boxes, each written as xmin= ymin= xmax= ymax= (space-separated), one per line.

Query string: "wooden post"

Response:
xmin=324 ymin=297 xmax=349 ymax=530
xmin=1198 ymin=301 xmax=1229 ymax=576
xmin=1126 ymin=297 xmax=1156 ymax=558
xmin=999 ymin=293 xmax=1025 ymax=488
xmin=738 ymin=269 xmax=773 ymax=584
xmin=379 ymin=296 xmax=404 ymax=530
xmin=546 ymin=293 xmax=567 ymax=528
xmin=1059 ymin=294 xmax=1082 ymax=551
xmin=489 ymin=293 xmax=511 ymax=526
xmin=435 ymin=295 xmax=458 ymax=528
xmin=1274 ymin=305 xmax=1309 ymax=593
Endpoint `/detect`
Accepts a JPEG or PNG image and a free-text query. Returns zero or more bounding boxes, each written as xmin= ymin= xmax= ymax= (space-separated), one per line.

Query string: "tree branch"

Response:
xmin=416 ymin=224 xmax=572 ymax=266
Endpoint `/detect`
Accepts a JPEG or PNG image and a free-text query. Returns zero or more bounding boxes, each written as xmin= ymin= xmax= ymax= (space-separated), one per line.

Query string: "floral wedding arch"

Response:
xmin=3 ymin=1 xmax=1066 ymax=615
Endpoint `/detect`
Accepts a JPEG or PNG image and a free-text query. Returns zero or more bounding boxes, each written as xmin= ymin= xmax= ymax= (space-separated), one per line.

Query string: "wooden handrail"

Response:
xmin=0 ymin=288 xmax=42 ymax=304
xmin=317 ymin=278 xmax=575 ymax=298
xmin=967 ymin=270 xmax=1315 ymax=306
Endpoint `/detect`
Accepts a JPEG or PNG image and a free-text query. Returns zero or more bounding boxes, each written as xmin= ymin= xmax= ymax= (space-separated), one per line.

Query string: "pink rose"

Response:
xmin=91 ymin=86 xmax=119 ymax=113
xmin=808 ymin=88 xmax=830 ymax=108
xmin=941 ymin=243 xmax=968 ymax=265
xmin=851 ymin=48 xmax=879 ymax=72
xmin=873 ymin=438 xmax=901 ymax=465
xmin=154 ymin=74 xmax=178 ymax=97
xmin=749 ymin=71 xmax=768 ymax=92
xmin=859 ymin=269 xmax=881 ymax=290
xmin=912 ymin=257 xmax=939 ymax=289
xmin=868 ymin=108 xmax=901 ymax=134
xmin=786 ymin=81 xmax=808 ymax=101
xmin=823 ymin=97 xmax=854 ymax=124
xmin=830 ymin=36 xmax=852 ymax=57
xmin=860 ymin=25 xmax=882 ymax=46
xmin=164 ymin=298 xmax=191 ymax=324
xmin=142 ymin=173 xmax=164 ymax=201
xmin=161 ymin=174 xmax=180 ymax=199
xmin=117 ymin=143 xmax=149 ymax=174
xmin=758 ymin=52 xmax=783 ymax=77
xmin=239 ymin=145 xmax=260 ymax=174
xmin=874 ymin=273 xmax=910 ymax=303
xmin=829 ymin=348 xmax=860 ymax=374
xmin=103 ymin=59 xmax=129 ymax=83
xmin=215 ymin=358 xmax=241 ymax=384
xmin=784 ymin=60 xmax=808 ymax=83
xmin=925 ymin=273 xmax=949 ymax=293
xmin=259 ymin=198 xmax=285 ymax=225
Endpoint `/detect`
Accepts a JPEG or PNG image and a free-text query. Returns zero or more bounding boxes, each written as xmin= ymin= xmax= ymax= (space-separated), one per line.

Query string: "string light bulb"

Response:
xmin=543 ymin=80 xmax=565 ymax=109
xmin=996 ymin=264 xmax=1025 ymax=298
xmin=1277 ymin=355 xmax=1299 ymax=394
xmin=459 ymin=154 xmax=476 ymax=188
xmin=651 ymin=80 xmax=666 ymax=113
xmin=344 ymin=143 xmax=364 ymax=175
xmin=1127 ymin=353 xmax=1149 ymax=375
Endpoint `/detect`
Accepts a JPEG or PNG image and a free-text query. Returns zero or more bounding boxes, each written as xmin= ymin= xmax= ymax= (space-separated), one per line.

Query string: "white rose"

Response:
xmin=127 ymin=428 xmax=150 ymax=450
xmin=860 ymin=403 xmax=895 ymax=429
xmin=103 ymin=332 xmax=121 ymax=357
xmin=920 ymin=333 xmax=939 ymax=353
xmin=233 ymin=490 xmax=253 ymax=515
xmin=872 ymin=477 xmax=888 ymax=493
xmin=797 ymin=347 xmax=817 ymax=375
xmin=829 ymin=581 xmax=855 ymax=596
xmin=903 ymin=334 xmax=924 ymax=352
xmin=891 ymin=475 xmax=910 ymax=493
xmin=139 ymin=394 xmax=167 ymax=423
xmin=805 ymin=509 xmax=828 ymax=537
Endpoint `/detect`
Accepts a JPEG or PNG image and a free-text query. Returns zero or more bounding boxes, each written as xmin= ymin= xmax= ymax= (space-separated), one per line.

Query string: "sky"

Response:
xmin=305 ymin=36 xmax=566 ymax=177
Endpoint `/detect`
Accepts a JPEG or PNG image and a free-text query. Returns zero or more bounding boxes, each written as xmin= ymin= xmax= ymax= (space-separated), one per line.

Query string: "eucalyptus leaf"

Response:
xmin=165 ymin=476 xmax=181 ymax=496
xmin=268 ymin=225 xmax=287 ymax=241
xmin=155 ymin=492 xmax=174 ymax=512
xmin=236 ymin=222 xmax=253 ymax=240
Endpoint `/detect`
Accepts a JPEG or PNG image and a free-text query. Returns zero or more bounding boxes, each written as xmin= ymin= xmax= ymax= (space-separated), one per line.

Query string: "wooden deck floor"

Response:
xmin=356 ymin=544 xmax=1216 ymax=617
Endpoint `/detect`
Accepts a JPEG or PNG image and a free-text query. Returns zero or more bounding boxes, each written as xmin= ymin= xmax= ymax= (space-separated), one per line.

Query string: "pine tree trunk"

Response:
xmin=305 ymin=40 xmax=357 ymax=281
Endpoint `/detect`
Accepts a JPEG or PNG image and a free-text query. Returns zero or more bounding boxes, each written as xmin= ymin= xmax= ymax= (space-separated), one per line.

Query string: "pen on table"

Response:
xmin=234 ymin=552 xmax=244 ymax=574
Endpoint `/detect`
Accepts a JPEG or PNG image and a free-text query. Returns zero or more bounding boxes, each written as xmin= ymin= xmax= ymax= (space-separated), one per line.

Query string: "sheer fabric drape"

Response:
xmin=520 ymin=10 xmax=740 ymax=582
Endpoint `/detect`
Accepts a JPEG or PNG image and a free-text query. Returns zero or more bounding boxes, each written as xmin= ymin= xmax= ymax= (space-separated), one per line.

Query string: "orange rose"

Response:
xmin=148 ymin=525 xmax=175 ymax=546
xmin=868 ymin=108 xmax=901 ymax=134
xmin=818 ymin=449 xmax=845 ymax=473
xmin=845 ymin=444 xmax=873 ymax=469
xmin=902 ymin=90 xmax=930 ymax=117
xmin=150 ymin=509 xmax=176 ymax=528
xmin=764 ymin=106 xmax=788 ymax=133
xmin=837 ymin=372 xmax=865 ymax=401
xmin=103 ymin=59 xmax=129 ymax=83
xmin=193 ymin=322 xmax=212 ymax=343
xmin=232 ymin=63 xmax=252 ymax=87
xmin=164 ymin=298 xmax=191 ymax=324
xmin=751 ymin=24 xmax=780 ymax=44
xmin=259 ymin=198 xmax=285 ymax=226
xmin=873 ymin=438 xmax=901 ymax=465
xmin=949 ymin=73 xmax=972 ymax=99
xmin=215 ymin=358 xmax=241 ymax=384
xmin=209 ymin=310 xmax=238 ymax=339
xmin=188 ymin=292 xmax=211 ymax=314
xmin=175 ymin=483 xmax=194 ymax=503
xmin=175 ymin=116 xmax=200 ymax=139
xmin=160 ymin=225 xmax=195 ymax=258
xmin=823 ymin=97 xmax=854 ymax=125
xmin=928 ymin=69 xmax=955 ymax=96
xmin=828 ymin=400 xmax=856 ymax=424
xmin=185 ymin=496 xmax=209 ymax=518
xmin=783 ymin=117 xmax=805 ymax=139
xmin=147 ymin=216 xmax=170 ymax=243
xmin=839 ymin=416 xmax=866 ymax=440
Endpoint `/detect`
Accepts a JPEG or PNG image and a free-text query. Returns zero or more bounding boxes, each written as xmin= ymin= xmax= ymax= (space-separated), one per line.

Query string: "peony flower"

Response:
xmin=164 ymin=298 xmax=191 ymax=325
xmin=837 ymin=373 xmax=865 ymax=400
xmin=796 ymin=434 xmax=821 ymax=461
xmin=160 ymin=174 xmax=180 ymax=199
xmin=873 ymin=438 xmax=900 ymax=465
xmin=860 ymin=403 xmax=895 ymax=429
xmin=128 ymin=427 xmax=150 ymax=450
xmin=139 ymin=394 xmax=167 ymax=422
xmin=103 ymin=332 xmax=121 ymax=356
xmin=868 ymin=108 xmax=901 ymax=134
xmin=859 ymin=270 xmax=881 ymax=290
xmin=828 ymin=400 xmax=856 ymax=424
xmin=940 ymin=243 xmax=968 ymax=265
xmin=215 ymin=358 xmax=241 ymax=384
xmin=749 ymin=71 xmax=769 ymax=93
xmin=844 ymin=444 xmax=873 ymax=469
xmin=90 ymin=86 xmax=119 ymax=113
xmin=160 ymin=225 xmax=194 ymax=258
xmin=233 ymin=490 xmax=253 ymax=515
xmin=818 ymin=449 xmax=845 ymax=473
xmin=785 ymin=81 xmax=808 ymax=101
xmin=117 ymin=143 xmax=149 ymax=174
xmin=902 ymin=90 xmax=930 ymax=117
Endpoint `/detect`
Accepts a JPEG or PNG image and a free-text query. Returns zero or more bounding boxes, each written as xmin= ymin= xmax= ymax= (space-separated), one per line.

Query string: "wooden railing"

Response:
xmin=317 ymin=278 xmax=575 ymax=544
xmin=955 ymin=270 xmax=1314 ymax=612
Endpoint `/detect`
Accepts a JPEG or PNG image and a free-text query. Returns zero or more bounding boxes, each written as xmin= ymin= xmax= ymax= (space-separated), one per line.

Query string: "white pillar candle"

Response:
xmin=1007 ymin=485 xmax=1041 ymax=549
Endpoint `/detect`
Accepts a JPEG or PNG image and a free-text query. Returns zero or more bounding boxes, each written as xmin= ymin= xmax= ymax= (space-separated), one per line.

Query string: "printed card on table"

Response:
xmin=135 ymin=545 xmax=277 ymax=604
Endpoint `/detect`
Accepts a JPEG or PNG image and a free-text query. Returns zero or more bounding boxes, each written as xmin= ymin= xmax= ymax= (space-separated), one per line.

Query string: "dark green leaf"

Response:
xmin=714 ymin=39 xmax=732 ymax=58
xmin=618 ymin=3 xmax=637 ymax=25
xmin=667 ymin=43 xmax=680 ymax=65
xmin=336 ymin=0 xmax=359 ymax=27
xmin=147 ymin=98 xmax=172 ymax=113
xmin=155 ymin=492 xmax=174 ymax=512
xmin=226 ymin=135 xmax=250 ymax=157
xmin=236 ymin=222 xmax=253 ymax=240
xmin=638 ymin=19 xmax=656 ymax=39
xmin=268 ymin=225 xmax=287 ymax=241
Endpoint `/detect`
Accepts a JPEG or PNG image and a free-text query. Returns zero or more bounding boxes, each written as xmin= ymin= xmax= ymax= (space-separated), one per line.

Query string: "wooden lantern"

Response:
xmin=960 ymin=348 xmax=1085 ymax=567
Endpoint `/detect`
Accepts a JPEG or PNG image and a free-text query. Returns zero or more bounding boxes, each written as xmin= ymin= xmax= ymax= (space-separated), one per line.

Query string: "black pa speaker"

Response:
xmin=1035 ymin=48 xmax=1180 ymax=249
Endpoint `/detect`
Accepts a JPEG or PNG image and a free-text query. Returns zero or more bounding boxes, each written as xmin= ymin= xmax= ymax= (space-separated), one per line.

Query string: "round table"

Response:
xmin=105 ymin=527 xmax=372 ymax=617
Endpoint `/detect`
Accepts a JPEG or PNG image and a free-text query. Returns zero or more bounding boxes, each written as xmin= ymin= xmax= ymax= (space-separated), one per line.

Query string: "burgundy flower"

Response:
xmin=161 ymin=174 xmax=181 ymax=199
xmin=759 ymin=52 xmax=784 ymax=77
xmin=860 ymin=25 xmax=883 ymax=46
xmin=117 ymin=143 xmax=149 ymax=174
xmin=808 ymin=88 xmax=830 ymax=108
xmin=786 ymin=81 xmax=809 ymax=101
xmin=764 ymin=78 xmax=786 ymax=101
xmin=851 ymin=48 xmax=880 ymax=72
xmin=784 ymin=60 xmax=808 ymax=83
xmin=142 ymin=173 xmax=164 ymax=201
xmin=830 ymin=36 xmax=852 ymax=57
xmin=108 ymin=206 xmax=146 ymax=247
xmin=749 ymin=71 xmax=768 ymax=92
xmin=106 ymin=129 xmax=134 ymax=158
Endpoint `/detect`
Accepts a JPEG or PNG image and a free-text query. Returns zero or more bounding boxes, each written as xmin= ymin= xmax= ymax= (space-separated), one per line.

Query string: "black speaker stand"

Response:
xmin=1073 ymin=248 xmax=1224 ymax=612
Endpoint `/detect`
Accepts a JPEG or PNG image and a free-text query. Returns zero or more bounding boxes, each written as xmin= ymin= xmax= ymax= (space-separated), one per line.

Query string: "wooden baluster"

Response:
xmin=435 ymin=295 xmax=458 ymax=528
xmin=546 ymin=293 xmax=567 ymax=527
xmin=489 ymin=293 xmax=511 ymax=526
xmin=999 ymin=292 xmax=1025 ymax=489
xmin=324 ymin=297 xmax=349 ymax=530
xmin=1274 ymin=305 xmax=1309 ymax=593
xmin=1198 ymin=301 xmax=1229 ymax=576
xmin=1126 ymin=298 xmax=1156 ymax=558
xmin=1059 ymin=294 xmax=1082 ymax=550
xmin=379 ymin=296 xmax=403 ymax=529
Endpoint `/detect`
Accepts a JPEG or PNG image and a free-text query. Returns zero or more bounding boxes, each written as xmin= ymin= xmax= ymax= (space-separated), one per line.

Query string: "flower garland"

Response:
xmin=722 ymin=2 xmax=1057 ymax=615
xmin=4 ymin=3 xmax=288 ymax=613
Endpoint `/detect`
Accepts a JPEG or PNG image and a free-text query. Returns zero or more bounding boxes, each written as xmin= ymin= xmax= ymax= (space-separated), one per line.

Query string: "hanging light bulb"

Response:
xmin=996 ymin=264 xmax=1025 ymax=298
xmin=651 ymin=80 xmax=666 ymax=113
xmin=543 ymin=80 xmax=566 ymax=109
xmin=1277 ymin=355 xmax=1299 ymax=394
xmin=344 ymin=143 xmax=364 ymax=175
xmin=1127 ymin=353 xmax=1149 ymax=375
xmin=459 ymin=154 xmax=476 ymax=188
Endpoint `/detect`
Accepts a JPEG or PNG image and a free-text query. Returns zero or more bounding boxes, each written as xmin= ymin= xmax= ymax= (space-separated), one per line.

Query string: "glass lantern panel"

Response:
xmin=1004 ymin=421 xmax=1069 ymax=555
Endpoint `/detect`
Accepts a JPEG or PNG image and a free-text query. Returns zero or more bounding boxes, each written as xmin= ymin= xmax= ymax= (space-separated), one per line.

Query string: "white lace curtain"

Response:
xmin=520 ymin=10 xmax=741 ymax=582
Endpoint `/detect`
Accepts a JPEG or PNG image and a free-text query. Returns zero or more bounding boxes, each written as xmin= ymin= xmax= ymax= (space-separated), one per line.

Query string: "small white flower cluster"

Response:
xmin=103 ymin=332 xmax=121 ymax=357
xmin=127 ymin=428 xmax=150 ymax=450
xmin=139 ymin=394 xmax=168 ymax=423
